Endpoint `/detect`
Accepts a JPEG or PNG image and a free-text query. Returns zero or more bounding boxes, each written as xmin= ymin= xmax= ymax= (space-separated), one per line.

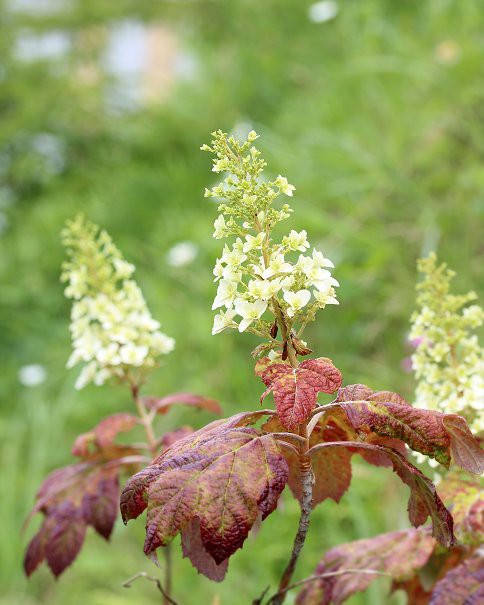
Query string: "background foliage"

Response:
xmin=1 ymin=0 xmax=483 ymax=603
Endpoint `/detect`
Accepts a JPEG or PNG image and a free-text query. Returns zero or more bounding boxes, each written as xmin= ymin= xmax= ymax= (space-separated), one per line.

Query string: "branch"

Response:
xmin=266 ymin=569 xmax=390 ymax=603
xmin=122 ymin=571 xmax=178 ymax=605
xmin=272 ymin=427 xmax=313 ymax=605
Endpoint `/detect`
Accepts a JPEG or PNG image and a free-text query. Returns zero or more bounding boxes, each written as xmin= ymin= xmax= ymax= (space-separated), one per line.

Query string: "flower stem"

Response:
xmin=271 ymin=425 xmax=313 ymax=605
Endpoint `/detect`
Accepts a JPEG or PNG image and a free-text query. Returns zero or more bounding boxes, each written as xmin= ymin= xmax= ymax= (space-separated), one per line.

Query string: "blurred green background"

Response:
xmin=1 ymin=0 xmax=483 ymax=603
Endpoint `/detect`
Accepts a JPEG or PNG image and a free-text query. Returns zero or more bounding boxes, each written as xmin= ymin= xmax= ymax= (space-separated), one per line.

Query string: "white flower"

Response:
xmin=18 ymin=364 xmax=47 ymax=387
xmin=212 ymin=279 xmax=239 ymax=309
xmin=213 ymin=214 xmax=228 ymax=239
xmin=283 ymin=230 xmax=310 ymax=252
xmin=212 ymin=309 xmax=238 ymax=335
xmin=313 ymin=284 xmax=339 ymax=307
xmin=151 ymin=332 xmax=176 ymax=354
xmin=96 ymin=343 xmax=121 ymax=366
xmin=243 ymin=232 xmax=266 ymax=252
xmin=212 ymin=158 xmax=230 ymax=173
xmin=281 ymin=275 xmax=295 ymax=292
xmin=284 ymin=289 xmax=311 ymax=317
xmin=221 ymin=244 xmax=247 ymax=266
xmin=275 ymin=175 xmax=296 ymax=197
xmin=166 ymin=241 xmax=198 ymax=267
xmin=113 ymin=258 xmax=135 ymax=279
xmin=75 ymin=361 xmax=97 ymax=390
xmin=234 ymin=300 xmax=268 ymax=332
xmin=213 ymin=259 xmax=224 ymax=281
xmin=311 ymin=248 xmax=335 ymax=269
xmin=247 ymin=279 xmax=272 ymax=301
xmin=119 ymin=344 xmax=149 ymax=366
xmin=258 ymin=253 xmax=293 ymax=279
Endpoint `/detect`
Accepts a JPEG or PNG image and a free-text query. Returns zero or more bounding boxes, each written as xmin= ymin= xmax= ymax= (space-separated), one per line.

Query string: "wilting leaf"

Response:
xmin=309 ymin=442 xmax=454 ymax=547
xmin=121 ymin=418 xmax=288 ymax=570
xmin=260 ymin=358 xmax=342 ymax=430
xmin=181 ymin=518 xmax=228 ymax=582
xmin=336 ymin=383 xmax=375 ymax=402
xmin=296 ymin=528 xmax=435 ymax=605
xmin=143 ymin=393 xmax=221 ymax=415
xmin=437 ymin=471 xmax=483 ymax=545
xmin=24 ymin=421 xmax=142 ymax=577
xmin=338 ymin=400 xmax=483 ymax=473
xmin=429 ymin=555 xmax=484 ymax=605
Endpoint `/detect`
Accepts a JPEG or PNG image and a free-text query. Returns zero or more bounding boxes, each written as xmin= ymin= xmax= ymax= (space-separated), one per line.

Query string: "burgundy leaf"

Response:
xmin=94 ymin=413 xmax=138 ymax=449
xmin=309 ymin=442 xmax=454 ymax=547
xmin=121 ymin=418 xmax=288 ymax=566
xmin=143 ymin=393 xmax=221 ymax=415
xmin=161 ymin=426 xmax=194 ymax=449
xmin=181 ymin=518 xmax=228 ymax=582
xmin=45 ymin=503 xmax=87 ymax=577
xmin=296 ymin=528 xmax=435 ymax=605
xmin=335 ymin=384 xmax=374 ymax=402
xmin=430 ymin=555 xmax=484 ymax=605
xmin=260 ymin=358 xmax=342 ymax=430
xmin=81 ymin=471 xmax=119 ymax=539
xmin=339 ymin=400 xmax=483 ymax=473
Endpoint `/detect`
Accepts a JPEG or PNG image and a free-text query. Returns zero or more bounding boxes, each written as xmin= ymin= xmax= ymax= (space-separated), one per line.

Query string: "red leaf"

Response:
xmin=143 ymin=393 xmax=222 ymax=415
xmin=296 ymin=528 xmax=435 ymax=605
xmin=437 ymin=471 xmax=483 ymax=545
xmin=24 ymin=418 xmax=140 ymax=577
xmin=94 ymin=414 xmax=138 ymax=449
xmin=309 ymin=441 xmax=454 ymax=547
xmin=336 ymin=384 xmax=374 ymax=402
xmin=45 ymin=503 xmax=87 ymax=577
xmin=441 ymin=415 xmax=484 ymax=475
xmin=181 ymin=518 xmax=228 ymax=582
xmin=339 ymin=400 xmax=483 ymax=473
xmin=121 ymin=419 xmax=288 ymax=566
xmin=81 ymin=471 xmax=119 ymax=539
xmin=430 ymin=555 xmax=484 ymax=605
xmin=260 ymin=358 xmax=342 ymax=430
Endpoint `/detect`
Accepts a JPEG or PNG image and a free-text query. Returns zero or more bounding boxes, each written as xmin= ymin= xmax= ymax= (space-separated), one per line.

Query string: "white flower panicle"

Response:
xmin=202 ymin=130 xmax=339 ymax=340
xmin=61 ymin=215 xmax=175 ymax=389
xmin=410 ymin=253 xmax=484 ymax=434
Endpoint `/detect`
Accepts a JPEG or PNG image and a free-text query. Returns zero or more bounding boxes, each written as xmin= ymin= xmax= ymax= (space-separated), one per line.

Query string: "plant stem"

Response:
xmin=129 ymin=380 xmax=174 ymax=603
xmin=271 ymin=425 xmax=313 ymax=605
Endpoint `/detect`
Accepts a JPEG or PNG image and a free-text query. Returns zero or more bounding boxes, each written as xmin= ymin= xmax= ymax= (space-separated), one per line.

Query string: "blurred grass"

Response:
xmin=1 ymin=0 xmax=483 ymax=603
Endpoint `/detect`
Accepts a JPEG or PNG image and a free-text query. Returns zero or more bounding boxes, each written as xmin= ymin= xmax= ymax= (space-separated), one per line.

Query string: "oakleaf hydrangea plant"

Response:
xmin=24 ymin=217 xmax=221 ymax=597
xmin=24 ymin=133 xmax=483 ymax=605
xmin=118 ymin=131 xmax=483 ymax=605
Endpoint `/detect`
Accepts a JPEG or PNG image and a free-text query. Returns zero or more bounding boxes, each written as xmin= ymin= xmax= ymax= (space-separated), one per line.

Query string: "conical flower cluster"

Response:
xmin=202 ymin=130 xmax=339 ymax=340
xmin=410 ymin=253 xmax=483 ymax=434
xmin=61 ymin=215 xmax=175 ymax=389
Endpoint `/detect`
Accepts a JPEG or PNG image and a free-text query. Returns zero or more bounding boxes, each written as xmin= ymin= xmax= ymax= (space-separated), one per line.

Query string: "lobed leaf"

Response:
xmin=143 ymin=392 xmax=221 ymax=415
xmin=296 ymin=528 xmax=435 ymax=605
xmin=121 ymin=417 xmax=288 ymax=572
xmin=308 ymin=442 xmax=454 ymax=547
xmin=260 ymin=358 xmax=342 ymax=430
xmin=337 ymin=399 xmax=483 ymax=473
xmin=181 ymin=518 xmax=228 ymax=582
xmin=24 ymin=423 xmax=142 ymax=577
xmin=429 ymin=555 xmax=484 ymax=605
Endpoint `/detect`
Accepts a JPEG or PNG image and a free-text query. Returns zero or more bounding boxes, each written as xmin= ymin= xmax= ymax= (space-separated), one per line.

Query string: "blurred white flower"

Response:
xmin=18 ymin=364 xmax=47 ymax=387
xmin=308 ymin=1 xmax=339 ymax=24
xmin=166 ymin=241 xmax=198 ymax=267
